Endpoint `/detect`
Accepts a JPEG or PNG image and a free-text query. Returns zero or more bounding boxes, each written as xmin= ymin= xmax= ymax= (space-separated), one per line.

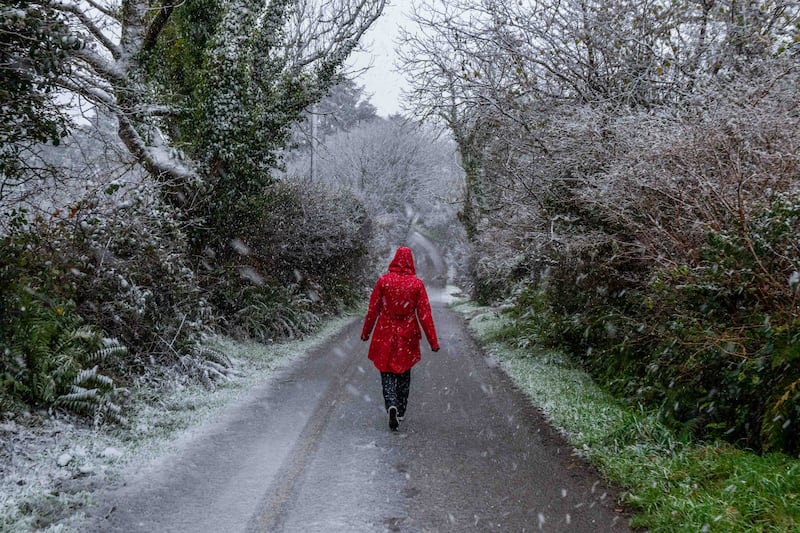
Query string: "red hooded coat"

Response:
xmin=361 ymin=247 xmax=439 ymax=373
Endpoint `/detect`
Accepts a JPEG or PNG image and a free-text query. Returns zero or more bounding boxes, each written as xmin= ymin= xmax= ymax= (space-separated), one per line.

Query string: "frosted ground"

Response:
xmin=0 ymin=314 xmax=357 ymax=532
xmin=1 ymin=286 xmax=467 ymax=532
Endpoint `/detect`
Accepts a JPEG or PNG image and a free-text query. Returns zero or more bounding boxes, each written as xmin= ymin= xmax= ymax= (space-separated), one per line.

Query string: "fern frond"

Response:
xmin=195 ymin=346 xmax=232 ymax=368
xmin=55 ymin=386 xmax=98 ymax=415
xmin=73 ymin=365 xmax=115 ymax=392
xmin=58 ymin=385 xmax=98 ymax=403
xmin=53 ymin=323 xmax=96 ymax=355
xmin=92 ymin=373 xmax=114 ymax=389
xmin=74 ymin=366 xmax=98 ymax=385
xmin=87 ymin=343 xmax=128 ymax=363
xmin=32 ymin=374 xmax=56 ymax=404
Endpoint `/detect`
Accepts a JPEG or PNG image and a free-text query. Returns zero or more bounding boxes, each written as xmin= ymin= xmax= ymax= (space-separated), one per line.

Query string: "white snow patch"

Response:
xmin=238 ymin=266 xmax=264 ymax=285
xmin=230 ymin=238 xmax=250 ymax=256
xmin=101 ymin=447 xmax=123 ymax=460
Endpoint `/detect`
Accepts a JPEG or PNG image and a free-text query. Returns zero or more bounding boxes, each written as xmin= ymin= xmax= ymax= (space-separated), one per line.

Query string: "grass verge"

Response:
xmin=454 ymin=302 xmax=800 ymax=533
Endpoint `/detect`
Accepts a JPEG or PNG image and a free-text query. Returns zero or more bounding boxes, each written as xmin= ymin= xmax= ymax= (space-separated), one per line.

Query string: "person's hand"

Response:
xmin=361 ymin=335 xmax=369 ymax=342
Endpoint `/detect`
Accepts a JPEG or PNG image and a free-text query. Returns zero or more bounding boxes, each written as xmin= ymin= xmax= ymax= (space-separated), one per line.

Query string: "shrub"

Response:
xmin=512 ymin=196 xmax=800 ymax=453
xmin=0 ymin=285 xmax=127 ymax=425
xmin=69 ymin=196 xmax=212 ymax=368
xmin=653 ymin=196 xmax=800 ymax=453
xmin=199 ymin=179 xmax=372 ymax=340
xmin=1 ymin=186 xmax=216 ymax=380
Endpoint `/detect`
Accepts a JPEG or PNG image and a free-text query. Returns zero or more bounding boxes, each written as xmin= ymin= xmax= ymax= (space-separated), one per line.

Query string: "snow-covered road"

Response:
xmin=75 ymin=241 xmax=630 ymax=532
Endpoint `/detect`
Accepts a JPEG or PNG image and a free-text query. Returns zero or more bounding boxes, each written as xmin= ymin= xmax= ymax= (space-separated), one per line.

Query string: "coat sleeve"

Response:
xmin=361 ymin=279 xmax=383 ymax=339
xmin=415 ymin=283 xmax=439 ymax=350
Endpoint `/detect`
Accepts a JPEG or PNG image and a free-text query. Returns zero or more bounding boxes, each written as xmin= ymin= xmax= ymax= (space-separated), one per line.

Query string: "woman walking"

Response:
xmin=361 ymin=246 xmax=440 ymax=431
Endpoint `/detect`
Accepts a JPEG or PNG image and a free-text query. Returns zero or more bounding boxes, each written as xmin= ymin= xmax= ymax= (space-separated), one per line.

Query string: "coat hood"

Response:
xmin=388 ymin=246 xmax=416 ymax=275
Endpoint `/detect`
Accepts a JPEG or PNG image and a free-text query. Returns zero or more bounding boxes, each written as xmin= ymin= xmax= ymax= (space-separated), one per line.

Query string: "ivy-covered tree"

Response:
xmin=4 ymin=0 xmax=384 ymax=216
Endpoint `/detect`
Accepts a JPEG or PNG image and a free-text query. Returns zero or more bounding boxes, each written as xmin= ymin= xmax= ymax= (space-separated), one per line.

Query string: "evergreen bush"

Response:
xmin=513 ymin=196 xmax=800 ymax=453
xmin=0 ymin=281 xmax=126 ymax=424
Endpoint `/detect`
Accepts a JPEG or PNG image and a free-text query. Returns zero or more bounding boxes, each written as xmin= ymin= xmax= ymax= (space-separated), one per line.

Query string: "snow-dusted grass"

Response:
xmin=0 ymin=314 xmax=356 ymax=533
xmin=456 ymin=304 xmax=800 ymax=533
xmin=463 ymin=307 xmax=635 ymax=451
xmin=445 ymin=292 xmax=481 ymax=313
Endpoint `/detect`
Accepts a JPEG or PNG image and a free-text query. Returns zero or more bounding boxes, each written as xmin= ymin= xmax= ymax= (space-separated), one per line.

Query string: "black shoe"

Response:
xmin=388 ymin=406 xmax=399 ymax=431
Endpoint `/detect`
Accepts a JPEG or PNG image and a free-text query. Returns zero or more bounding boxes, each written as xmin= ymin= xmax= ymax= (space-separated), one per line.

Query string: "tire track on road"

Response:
xmin=247 ymin=328 xmax=363 ymax=532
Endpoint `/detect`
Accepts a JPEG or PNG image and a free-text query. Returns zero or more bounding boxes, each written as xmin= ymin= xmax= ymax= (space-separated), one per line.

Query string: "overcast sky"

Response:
xmin=347 ymin=2 xmax=410 ymax=117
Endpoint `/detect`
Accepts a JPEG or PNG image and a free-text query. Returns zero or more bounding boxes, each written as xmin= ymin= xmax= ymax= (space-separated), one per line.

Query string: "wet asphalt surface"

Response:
xmin=77 ymin=241 xmax=631 ymax=532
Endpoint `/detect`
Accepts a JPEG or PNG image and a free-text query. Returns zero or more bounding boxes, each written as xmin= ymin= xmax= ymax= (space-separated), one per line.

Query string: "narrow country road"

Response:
xmin=77 ymin=239 xmax=630 ymax=532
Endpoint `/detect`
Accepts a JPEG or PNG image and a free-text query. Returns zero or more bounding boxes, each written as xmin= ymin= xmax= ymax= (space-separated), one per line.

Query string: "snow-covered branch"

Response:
xmin=284 ymin=0 xmax=386 ymax=72
xmin=134 ymin=104 xmax=180 ymax=117
xmin=49 ymin=0 xmax=122 ymax=58
xmin=72 ymin=47 xmax=127 ymax=84
xmin=83 ymin=0 xmax=118 ymax=19
xmin=116 ymin=112 xmax=200 ymax=200
xmin=57 ymin=73 xmax=116 ymax=106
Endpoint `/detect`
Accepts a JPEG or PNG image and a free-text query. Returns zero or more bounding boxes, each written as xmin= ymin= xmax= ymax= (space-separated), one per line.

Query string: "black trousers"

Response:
xmin=380 ymin=370 xmax=411 ymax=417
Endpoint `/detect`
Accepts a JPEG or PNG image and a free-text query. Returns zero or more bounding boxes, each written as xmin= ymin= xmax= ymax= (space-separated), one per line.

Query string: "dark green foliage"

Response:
xmin=227 ymin=284 xmax=320 ymax=343
xmin=0 ymin=193 xmax=209 ymax=378
xmin=0 ymin=1 xmax=79 ymax=181
xmin=661 ymin=197 xmax=800 ymax=453
xmin=511 ymin=197 xmax=800 ymax=454
xmin=147 ymin=0 xmax=222 ymax=90
xmin=0 ymin=282 xmax=126 ymax=424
